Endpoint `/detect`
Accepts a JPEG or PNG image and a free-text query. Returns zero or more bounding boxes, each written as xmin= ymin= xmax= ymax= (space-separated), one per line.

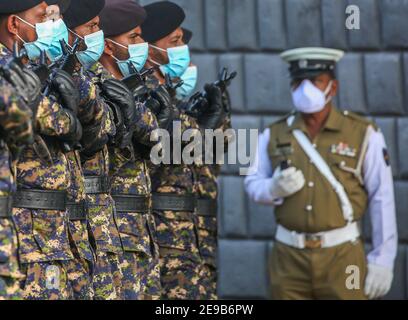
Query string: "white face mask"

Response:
xmin=291 ymin=79 xmax=333 ymax=114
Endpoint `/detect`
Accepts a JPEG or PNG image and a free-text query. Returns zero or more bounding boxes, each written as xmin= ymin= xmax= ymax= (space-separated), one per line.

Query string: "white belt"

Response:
xmin=275 ymin=222 xmax=360 ymax=249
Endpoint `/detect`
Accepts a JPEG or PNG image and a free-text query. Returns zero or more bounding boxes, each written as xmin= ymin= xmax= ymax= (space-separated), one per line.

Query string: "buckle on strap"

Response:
xmin=0 ymin=196 xmax=13 ymax=218
xmin=304 ymin=234 xmax=323 ymax=249
xmin=84 ymin=175 xmax=110 ymax=194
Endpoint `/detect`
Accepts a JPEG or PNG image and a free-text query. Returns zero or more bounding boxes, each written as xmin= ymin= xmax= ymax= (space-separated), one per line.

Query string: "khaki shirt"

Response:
xmin=267 ymin=107 xmax=376 ymax=233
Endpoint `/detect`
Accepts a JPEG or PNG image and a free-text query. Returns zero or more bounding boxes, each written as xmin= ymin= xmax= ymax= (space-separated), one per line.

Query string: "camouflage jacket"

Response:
xmin=89 ymin=63 xmax=160 ymax=254
xmin=0 ymin=43 xmax=73 ymax=263
xmin=0 ymin=81 xmax=26 ymax=280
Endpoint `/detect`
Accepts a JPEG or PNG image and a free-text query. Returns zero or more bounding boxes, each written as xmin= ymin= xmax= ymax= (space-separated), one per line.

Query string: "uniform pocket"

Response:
xmin=32 ymin=209 xmax=72 ymax=257
xmin=153 ymin=210 xmax=198 ymax=251
xmin=116 ymin=211 xmax=151 ymax=254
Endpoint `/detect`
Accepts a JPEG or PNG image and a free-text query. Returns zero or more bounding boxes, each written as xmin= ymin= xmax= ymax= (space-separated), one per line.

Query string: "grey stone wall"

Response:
xmin=139 ymin=0 xmax=408 ymax=299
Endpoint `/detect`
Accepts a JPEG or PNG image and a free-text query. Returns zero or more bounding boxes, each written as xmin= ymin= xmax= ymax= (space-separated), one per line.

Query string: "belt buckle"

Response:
xmin=304 ymin=234 xmax=322 ymax=249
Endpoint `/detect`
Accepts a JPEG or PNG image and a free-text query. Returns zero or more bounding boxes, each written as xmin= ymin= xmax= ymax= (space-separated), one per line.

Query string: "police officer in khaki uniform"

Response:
xmin=245 ymin=47 xmax=398 ymax=300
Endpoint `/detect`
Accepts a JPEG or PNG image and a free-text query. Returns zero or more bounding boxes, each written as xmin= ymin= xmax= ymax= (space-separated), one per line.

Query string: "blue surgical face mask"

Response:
xmin=15 ymin=16 xmax=54 ymax=61
xmin=108 ymin=39 xmax=148 ymax=77
xmin=70 ymin=29 xmax=105 ymax=70
xmin=48 ymin=18 xmax=69 ymax=62
xmin=149 ymin=44 xmax=190 ymax=78
xmin=176 ymin=66 xmax=198 ymax=100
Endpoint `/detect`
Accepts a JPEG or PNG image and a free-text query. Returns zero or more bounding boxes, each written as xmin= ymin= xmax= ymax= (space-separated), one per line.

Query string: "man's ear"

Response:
xmin=330 ymin=79 xmax=339 ymax=97
xmin=8 ymin=15 xmax=20 ymax=35
xmin=104 ymin=39 xmax=114 ymax=56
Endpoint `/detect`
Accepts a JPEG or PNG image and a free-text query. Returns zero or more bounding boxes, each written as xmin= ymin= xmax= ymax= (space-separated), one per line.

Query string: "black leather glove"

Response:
xmin=101 ymin=79 xmax=137 ymax=134
xmin=3 ymin=61 xmax=42 ymax=114
xmin=80 ymin=122 xmax=109 ymax=160
xmin=60 ymin=109 xmax=83 ymax=144
xmin=50 ymin=69 xmax=80 ymax=116
xmin=197 ymin=84 xmax=226 ymax=129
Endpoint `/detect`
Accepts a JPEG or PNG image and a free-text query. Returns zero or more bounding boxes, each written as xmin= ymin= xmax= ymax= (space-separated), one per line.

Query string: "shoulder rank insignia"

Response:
xmin=330 ymin=142 xmax=356 ymax=158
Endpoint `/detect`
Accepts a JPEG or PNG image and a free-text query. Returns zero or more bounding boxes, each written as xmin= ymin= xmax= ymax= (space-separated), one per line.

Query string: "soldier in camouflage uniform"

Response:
xmin=141 ymin=1 xmax=225 ymax=300
xmin=0 ymin=1 xmax=86 ymax=299
xmin=179 ymin=28 xmax=233 ymax=300
xmin=44 ymin=0 xmax=98 ymax=300
xmin=64 ymin=0 xmax=125 ymax=300
xmin=97 ymin=0 xmax=169 ymax=300
xmin=0 ymin=77 xmax=34 ymax=300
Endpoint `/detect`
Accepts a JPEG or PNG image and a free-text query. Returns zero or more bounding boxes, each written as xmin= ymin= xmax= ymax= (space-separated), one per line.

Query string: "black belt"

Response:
xmin=0 ymin=196 xmax=13 ymax=218
xmin=67 ymin=201 xmax=87 ymax=220
xmin=196 ymin=198 xmax=218 ymax=217
xmin=13 ymin=189 xmax=67 ymax=211
xmin=84 ymin=175 xmax=110 ymax=194
xmin=152 ymin=193 xmax=196 ymax=212
xmin=112 ymin=194 xmax=150 ymax=213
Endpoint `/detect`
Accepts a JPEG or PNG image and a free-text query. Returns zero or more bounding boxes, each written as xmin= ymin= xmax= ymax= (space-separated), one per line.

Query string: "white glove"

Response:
xmin=269 ymin=166 xmax=305 ymax=199
xmin=364 ymin=263 xmax=393 ymax=299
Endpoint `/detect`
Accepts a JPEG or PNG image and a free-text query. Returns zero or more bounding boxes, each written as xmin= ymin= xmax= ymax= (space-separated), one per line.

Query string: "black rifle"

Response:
xmin=121 ymin=62 xmax=156 ymax=98
xmin=187 ymin=67 xmax=237 ymax=117
xmin=43 ymin=38 xmax=81 ymax=95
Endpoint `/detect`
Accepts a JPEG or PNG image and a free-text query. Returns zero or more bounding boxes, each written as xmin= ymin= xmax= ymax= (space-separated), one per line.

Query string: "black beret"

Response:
xmin=0 ymin=0 xmax=43 ymax=14
xmin=46 ymin=0 xmax=71 ymax=13
xmin=142 ymin=1 xmax=185 ymax=43
xmin=182 ymin=27 xmax=192 ymax=45
xmin=64 ymin=0 xmax=105 ymax=29
xmin=100 ymin=0 xmax=146 ymax=37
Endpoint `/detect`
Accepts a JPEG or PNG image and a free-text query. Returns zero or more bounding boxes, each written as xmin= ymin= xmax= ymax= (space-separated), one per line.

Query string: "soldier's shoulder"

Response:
xmin=340 ymin=109 xmax=379 ymax=131
xmin=267 ymin=111 xmax=295 ymax=129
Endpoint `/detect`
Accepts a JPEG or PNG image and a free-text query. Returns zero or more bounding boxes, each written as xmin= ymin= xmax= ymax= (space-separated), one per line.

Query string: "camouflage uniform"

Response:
xmin=0 ymin=43 xmax=76 ymax=300
xmin=90 ymin=63 xmax=162 ymax=300
xmin=149 ymin=108 xmax=206 ymax=300
xmin=0 ymin=80 xmax=28 ymax=300
xmin=62 ymin=70 xmax=115 ymax=300
xmin=194 ymin=116 xmax=232 ymax=300
xmin=83 ymin=63 xmax=125 ymax=300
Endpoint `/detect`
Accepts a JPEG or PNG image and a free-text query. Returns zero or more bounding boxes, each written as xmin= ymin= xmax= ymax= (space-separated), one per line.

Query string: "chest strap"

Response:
xmin=288 ymin=116 xmax=354 ymax=224
xmin=13 ymin=190 xmax=67 ymax=211
xmin=152 ymin=193 xmax=196 ymax=212
xmin=196 ymin=198 xmax=218 ymax=217
xmin=84 ymin=175 xmax=110 ymax=194
xmin=0 ymin=196 xmax=13 ymax=218
xmin=112 ymin=194 xmax=150 ymax=213
xmin=67 ymin=201 xmax=87 ymax=220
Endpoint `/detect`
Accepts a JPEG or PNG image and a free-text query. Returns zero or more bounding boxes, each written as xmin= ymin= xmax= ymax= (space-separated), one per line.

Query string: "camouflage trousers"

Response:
xmin=197 ymin=215 xmax=218 ymax=300
xmin=0 ymin=276 xmax=21 ymax=300
xmin=86 ymin=193 xmax=124 ymax=300
xmin=93 ymin=251 xmax=124 ymax=300
xmin=20 ymin=261 xmax=76 ymax=300
xmin=67 ymin=220 xmax=95 ymax=300
xmin=116 ymin=211 xmax=161 ymax=300
xmin=0 ymin=219 xmax=24 ymax=300
xmin=137 ymin=251 xmax=161 ymax=300
xmin=154 ymin=210 xmax=206 ymax=300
